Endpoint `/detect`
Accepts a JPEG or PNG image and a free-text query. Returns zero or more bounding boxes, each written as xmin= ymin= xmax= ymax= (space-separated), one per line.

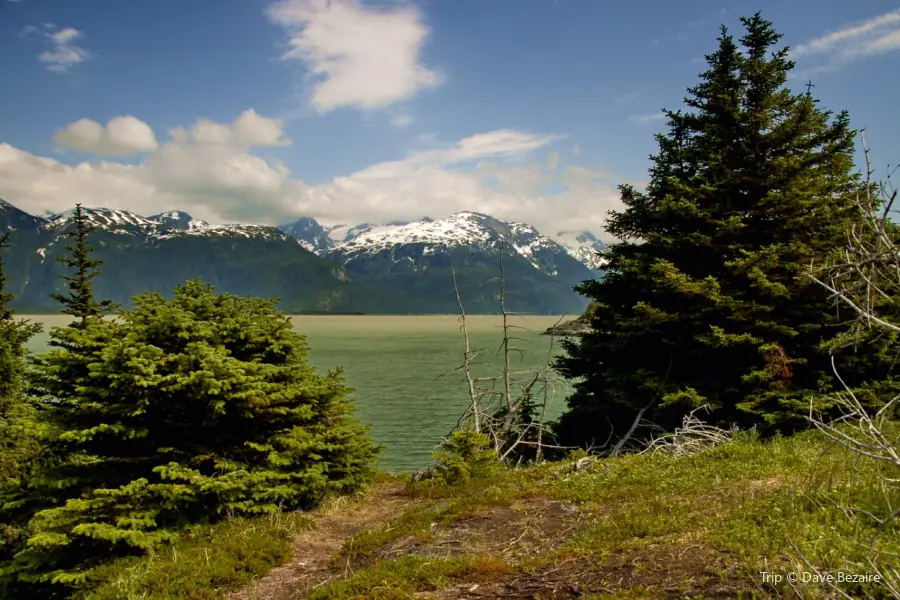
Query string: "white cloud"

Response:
xmin=0 ymin=110 xmax=624 ymax=242
xmin=410 ymin=129 xmax=563 ymax=166
xmin=21 ymin=24 xmax=91 ymax=72
xmin=793 ymin=9 xmax=900 ymax=69
xmin=168 ymin=109 xmax=292 ymax=148
xmin=54 ymin=116 xmax=158 ymax=157
xmin=266 ymin=0 xmax=444 ymax=113
xmin=303 ymin=147 xmax=620 ymax=239
xmin=626 ymin=112 xmax=666 ymax=126
xmin=2 ymin=110 xmax=299 ymax=224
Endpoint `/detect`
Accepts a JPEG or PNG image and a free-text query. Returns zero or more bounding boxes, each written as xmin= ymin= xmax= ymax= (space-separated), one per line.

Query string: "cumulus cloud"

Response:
xmin=266 ymin=0 xmax=444 ymax=113
xmin=168 ymin=109 xmax=292 ymax=148
xmin=2 ymin=110 xmax=299 ymax=224
xmin=792 ymin=9 xmax=900 ymax=70
xmin=20 ymin=24 xmax=91 ymax=72
xmin=0 ymin=110 xmax=624 ymax=241
xmin=54 ymin=116 xmax=158 ymax=157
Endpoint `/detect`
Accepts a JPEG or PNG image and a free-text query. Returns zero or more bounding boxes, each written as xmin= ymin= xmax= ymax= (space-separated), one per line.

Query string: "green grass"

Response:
xmin=307 ymin=554 xmax=512 ymax=600
xmin=81 ymin=511 xmax=312 ymax=600
xmin=330 ymin=478 xmax=526 ymax=568
xmin=58 ymin=429 xmax=900 ymax=599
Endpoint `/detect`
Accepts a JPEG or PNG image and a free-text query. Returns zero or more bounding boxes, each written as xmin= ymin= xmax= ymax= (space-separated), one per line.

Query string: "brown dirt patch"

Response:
xmin=377 ymin=498 xmax=585 ymax=564
xmin=415 ymin=545 xmax=749 ymax=599
xmin=227 ymin=480 xmax=417 ymax=600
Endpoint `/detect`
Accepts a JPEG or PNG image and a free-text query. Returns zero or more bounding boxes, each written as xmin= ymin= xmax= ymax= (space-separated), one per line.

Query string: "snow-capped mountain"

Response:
xmin=280 ymin=217 xmax=432 ymax=254
xmin=43 ymin=207 xmax=292 ymax=242
xmin=333 ymin=213 xmax=537 ymax=260
xmin=1 ymin=200 xmax=370 ymax=313
xmin=150 ymin=210 xmax=202 ymax=230
xmin=2 ymin=199 xmax=602 ymax=314
xmin=279 ymin=217 xmax=331 ymax=252
xmin=312 ymin=211 xmax=594 ymax=314
xmin=279 ymin=212 xmax=607 ymax=272
xmin=554 ymin=230 xmax=608 ymax=270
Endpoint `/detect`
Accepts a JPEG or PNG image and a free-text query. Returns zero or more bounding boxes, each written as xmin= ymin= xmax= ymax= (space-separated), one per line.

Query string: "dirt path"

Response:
xmin=227 ymin=480 xmax=413 ymax=600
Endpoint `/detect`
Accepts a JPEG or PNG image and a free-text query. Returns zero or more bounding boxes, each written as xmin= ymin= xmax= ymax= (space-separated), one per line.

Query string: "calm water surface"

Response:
xmin=23 ymin=315 xmax=574 ymax=472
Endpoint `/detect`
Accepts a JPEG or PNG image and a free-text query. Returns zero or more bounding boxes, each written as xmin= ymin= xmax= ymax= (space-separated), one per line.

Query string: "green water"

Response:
xmin=22 ymin=315 xmax=574 ymax=472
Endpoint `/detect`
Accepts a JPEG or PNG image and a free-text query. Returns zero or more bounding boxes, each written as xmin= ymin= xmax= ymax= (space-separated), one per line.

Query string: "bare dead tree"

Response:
xmin=804 ymin=131 xmax=900 ymax=598
xmin=451 ymin=264 xmax=481 ymax=434
xmin=443 ymin=242 xmax=578 ymax=466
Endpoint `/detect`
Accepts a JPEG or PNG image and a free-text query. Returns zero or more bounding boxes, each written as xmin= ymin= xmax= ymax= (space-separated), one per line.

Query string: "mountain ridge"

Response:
xmin=1 ymin=199 xmax=604 ymax=314
xmin=277 ymin=212 xmax=608 ymax=272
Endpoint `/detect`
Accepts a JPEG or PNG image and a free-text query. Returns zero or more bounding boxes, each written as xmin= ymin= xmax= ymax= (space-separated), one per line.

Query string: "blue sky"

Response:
xmin=1 ymin=0 xmax=898 ymax=239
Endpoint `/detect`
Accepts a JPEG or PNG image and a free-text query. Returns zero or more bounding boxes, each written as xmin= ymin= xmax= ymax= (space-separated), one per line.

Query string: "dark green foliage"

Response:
xmin=0 ymin=233 xmax=48 ymax=599
xmin=554 ymin=14 xmax=900 ymax=449
xmin=0 ymin=232 xmax=13 ymax=320
xmin=490 ymin=393 xmax=556 ymax=465
xmin=2 ymin=280 xmax=379 ymax=597
xmin=48 ymin=205 xmax=117 ymax=327
xmin=0 ymin=232 xmax=44 ymax=484
xmin=424 ymin=432 xmax=500 ymax=486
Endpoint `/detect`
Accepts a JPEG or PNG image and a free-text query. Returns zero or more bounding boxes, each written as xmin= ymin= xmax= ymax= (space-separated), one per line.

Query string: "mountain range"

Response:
xmin=0 ymin=198 xmax=606 ymax=314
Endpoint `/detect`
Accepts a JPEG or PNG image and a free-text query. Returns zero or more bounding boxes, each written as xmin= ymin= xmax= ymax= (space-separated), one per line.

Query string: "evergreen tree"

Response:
xmin=4 ymin=280 xmax=378 ymax=596
xmin=0 ymin=232 xmax=43 ymax=484
xmin=0 ymin=233 xmax=49 ymax=600
xmin=49 ymin=204 xmax=116 ymax=327
xmin=554 ymin=14 xmax=900 ymax=449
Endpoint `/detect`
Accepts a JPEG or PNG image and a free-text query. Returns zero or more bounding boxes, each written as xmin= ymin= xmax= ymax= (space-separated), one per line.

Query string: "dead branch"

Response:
xmin=802 ymin=131 xmax=900 ymax=598
xmin=451 ymin=263 xmax=481 ymax=433
xmin=640 ymin=405 xmax=734 ymax=457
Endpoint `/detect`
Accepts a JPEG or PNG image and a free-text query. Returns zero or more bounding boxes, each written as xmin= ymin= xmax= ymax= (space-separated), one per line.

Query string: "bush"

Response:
xmin=1 ymin=280 xmax=379 ymax=597
xmin=423 ymin=431 xmax=501 ymax=486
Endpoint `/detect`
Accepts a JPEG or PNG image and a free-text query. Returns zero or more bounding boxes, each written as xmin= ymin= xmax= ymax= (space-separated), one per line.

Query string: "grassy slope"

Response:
xmin=86 ymin=431 xmax=899 ymax=600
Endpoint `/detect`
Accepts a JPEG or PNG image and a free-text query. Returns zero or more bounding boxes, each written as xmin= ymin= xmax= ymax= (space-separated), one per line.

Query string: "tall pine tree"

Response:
xmin=554 ymin=14 xmax=900 ymax=449
xmin=50 ymin=204 xmax=116 ymax=327
xmin=33 ymin=204 xmax=119 ymax=430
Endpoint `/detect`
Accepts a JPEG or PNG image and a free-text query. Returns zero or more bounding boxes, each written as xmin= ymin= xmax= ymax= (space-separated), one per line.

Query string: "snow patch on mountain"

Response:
xmin=47 ymin=207 xmax=158 ymax=230
xmin=43 ymin=207 xmax=292 ymax=242
xmin=337 ymin=213 xmax=495 ymax=255
xmin=553 ymin=230 xmax=608 ymax=270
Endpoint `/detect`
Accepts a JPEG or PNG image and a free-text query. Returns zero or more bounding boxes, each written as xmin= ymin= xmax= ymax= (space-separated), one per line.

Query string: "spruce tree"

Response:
xmin=554 ymin=14 xmax=900 ymax=449
xmin=49 ymin=204 xmax=116 ymax=327
xmin=32 ymin=204 xmax=119 ymax=430
xmin=5 ymin=280 xmax=378 ymax=596
xmin=0 ymin=232 xmax=43 ymax=484
xmin=0 ymin=233 xmax=48 ymax=600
